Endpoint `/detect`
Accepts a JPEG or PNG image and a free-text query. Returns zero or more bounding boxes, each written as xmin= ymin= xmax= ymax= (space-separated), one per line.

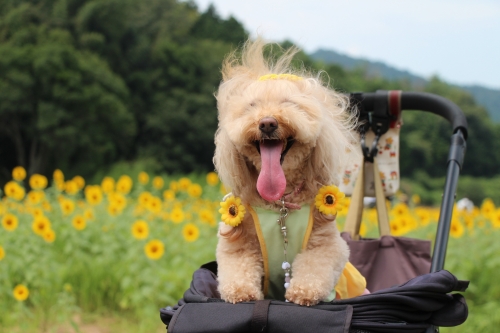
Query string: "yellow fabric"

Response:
xmin=246 ymin=205 xmax=270 ymax=296
xmin=335 ymin=262 xmax=367 ymax=299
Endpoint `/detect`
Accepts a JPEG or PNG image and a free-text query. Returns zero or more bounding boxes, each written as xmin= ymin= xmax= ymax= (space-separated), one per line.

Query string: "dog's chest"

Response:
xmin=248 ymin=204 xmax=313 ymax=300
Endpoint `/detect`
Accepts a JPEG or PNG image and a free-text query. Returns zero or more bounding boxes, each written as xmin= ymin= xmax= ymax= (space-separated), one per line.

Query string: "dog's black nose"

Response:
xmin=259 ymin=117 xmax=278 ymax=135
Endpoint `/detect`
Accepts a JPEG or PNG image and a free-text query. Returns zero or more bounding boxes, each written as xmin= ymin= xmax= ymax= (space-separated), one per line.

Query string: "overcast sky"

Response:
xmin=193 ymin=0 xmax=500 ymax=89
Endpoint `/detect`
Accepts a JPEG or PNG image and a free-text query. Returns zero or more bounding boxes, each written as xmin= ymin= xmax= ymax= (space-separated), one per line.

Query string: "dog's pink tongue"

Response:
xmin=257 ymin=141 xmax=286 ymax=202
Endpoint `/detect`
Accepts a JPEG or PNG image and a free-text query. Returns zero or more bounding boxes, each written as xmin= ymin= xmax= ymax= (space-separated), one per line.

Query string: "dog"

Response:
xmin=213 ymin=39 xmax=363 ymax=306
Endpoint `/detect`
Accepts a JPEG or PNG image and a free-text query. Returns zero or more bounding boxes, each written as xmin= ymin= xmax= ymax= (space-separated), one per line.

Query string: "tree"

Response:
xmin=190 ymin=4 xmax=247 ymax=45
xmin=0 ymin=5 xmax=135 ymax=179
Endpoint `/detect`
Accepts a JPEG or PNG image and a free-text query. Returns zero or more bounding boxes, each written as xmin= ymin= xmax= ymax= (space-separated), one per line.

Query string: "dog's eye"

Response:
xmin=250 ymin=102 xmax=256 ymax=107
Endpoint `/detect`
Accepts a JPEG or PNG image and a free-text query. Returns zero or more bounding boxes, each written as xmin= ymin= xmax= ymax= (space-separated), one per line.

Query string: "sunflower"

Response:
xmin=116 ymin=175 xmax=133 ymax=194
xmin=0 ymin=245 xmax=5 ymax=260
xmin=65 ymin=180 xmax=79 ymax=195
xmin=491 ymin=209 xmax=500 ymax=229
xmin=4 ymin=181 xmax=25 ymax=201
xmin=2 ymin=213 xmax=18 ymax=231
xmin=147 ymin=197 xmax=162 ymax=214
xmin=206 ymin=172 xmax=219 ymax=186
xmin=480 ymin=198 xmax=495 ymax=219
xmin=138 ymin=171 xmax=149 ymax=185
xmin=144 ymin=239 xmax=164 ymax=260
xmin=53 ymin=169 xmax=64 ymax=182
xmin=163 ymin=189 xmax=175 ymax=201
xmin=411 ymin=194 xmax=421 ymax=205
xmin=390 ymin=219 xmax=410 ymax=236
xmin=169 ymin=181 xmax=179 ymax=192
xmin=109 ymin=193 xmax=127 ymax=210
xmin=170 ymin=208 xmax=185 ymax=224
xmin=391 ymin=202 xmax=410 ymax=217
xmin=219 ymin=195 xmax=246 ymax=227
xmin=397 ymin=214 xmax=417 ymax=230
xmin=450 ymin=219 xmax=465 ymax=238
xmin=337 ymin=197 xmax=351 ymax=217
xmin=12 ymin=166 xmax=26 ymax=181
xmin=31 ymin=207 xmax=44 ymax=217
xmin=107 ymin=204 xmax=122 ymax=217
xmin=55 ymin=180 xmax=65 ymax=191
xmin=153 ymin=176 xmax=164 ymax=190
xmin=13 ymin=284 xmax=29 ymax=301
xmin=132 ymin=220 xmax=149 ymax=240
xmin=32 ymin=216 xmax=51 ymax=235
xmin=43 ymin=229 xmax=56 ymax=243
xmin=72 ymin=215 xmax=86 ymax=231
xmin=72 ymin=175 xmax=85 ymax=190
xmin=101 ymin=177 xmax=115 ymax=193
xmin=183 ymin=223 xmax=200 ymax=242
xmin=29 ymin=174 xmax=48 ymax=190
xmin=415 ymin=207 xmax=432 ymax=226
xmin=199 ymin=209 xmax=216 ymax=226
xmin=138 ymin=191 xmax=152 ymax=207
xmin=60 ymin=199 xmax=75 ymax=215
xmin=188 ymin=184 xmax=203 ymax=198
xmin=27 ymin=190 xmax=44 ymax=205
xmin=178 ymin=177 xmax=191 ymax=191
xmin=42 ymin=201 xmax=52 ymax=212
xmin=84 ymin=185 xmax=103 ymax=205
xmin=314 ymin=185 xmax=345 ymax=216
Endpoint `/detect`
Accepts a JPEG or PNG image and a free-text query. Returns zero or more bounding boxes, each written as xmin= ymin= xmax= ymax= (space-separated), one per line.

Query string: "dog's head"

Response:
xmin=214 ymin=39 xmax=358 ymax=207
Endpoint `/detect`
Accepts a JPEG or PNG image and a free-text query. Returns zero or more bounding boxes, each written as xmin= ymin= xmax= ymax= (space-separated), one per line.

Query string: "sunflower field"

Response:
xmin=1 ymin=167 xmax=499 ymax=332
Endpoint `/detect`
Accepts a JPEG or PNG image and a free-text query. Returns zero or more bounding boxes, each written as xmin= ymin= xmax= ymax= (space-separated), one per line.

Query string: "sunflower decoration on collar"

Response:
xmin=219 ymin=195 xmax=246 ymax=227
xmin=315 ymin=185 xmax=345 ymax=215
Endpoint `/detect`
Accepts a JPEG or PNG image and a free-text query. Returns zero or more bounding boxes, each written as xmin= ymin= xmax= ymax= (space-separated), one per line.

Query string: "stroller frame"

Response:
xmin=350 ymin=90 xmax=468 ymax=333
xmin=350 ymin=90 xmax=467 ymax=274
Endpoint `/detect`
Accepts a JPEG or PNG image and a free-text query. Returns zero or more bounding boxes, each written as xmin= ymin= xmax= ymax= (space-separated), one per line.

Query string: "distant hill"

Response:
xmin=311 ymin=49 xmax=500 ymax=121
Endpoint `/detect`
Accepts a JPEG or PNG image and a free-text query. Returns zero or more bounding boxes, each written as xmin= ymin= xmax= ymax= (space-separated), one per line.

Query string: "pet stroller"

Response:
xmin=160 ymin=90 xmax=469 ymax=333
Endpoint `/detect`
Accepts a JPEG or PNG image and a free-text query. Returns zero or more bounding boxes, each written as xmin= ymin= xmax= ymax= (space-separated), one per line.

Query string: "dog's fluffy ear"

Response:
xmin=213 ymin=128 xmax=258 ymax=199
xmin=308 ymin=93 xmax=360 ymax=188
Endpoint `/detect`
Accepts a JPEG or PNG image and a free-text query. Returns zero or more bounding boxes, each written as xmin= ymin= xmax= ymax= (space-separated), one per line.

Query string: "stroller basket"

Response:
xmin=160 ymin=91 xmax=469 ymax=333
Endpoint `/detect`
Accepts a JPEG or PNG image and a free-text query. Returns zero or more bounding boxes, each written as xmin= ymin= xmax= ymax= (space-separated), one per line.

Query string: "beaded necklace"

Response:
xmin=277 ymin=197 xmax=292 ymax=299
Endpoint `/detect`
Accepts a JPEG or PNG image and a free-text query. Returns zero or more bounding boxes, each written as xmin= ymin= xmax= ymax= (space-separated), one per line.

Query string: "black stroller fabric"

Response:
xmin=160 ymin=261 xmax=468 ymax=333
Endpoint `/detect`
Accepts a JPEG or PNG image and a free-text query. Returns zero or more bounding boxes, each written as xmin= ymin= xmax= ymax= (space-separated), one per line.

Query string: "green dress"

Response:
xmin=247 ymin=204 xmax=366 ymax=301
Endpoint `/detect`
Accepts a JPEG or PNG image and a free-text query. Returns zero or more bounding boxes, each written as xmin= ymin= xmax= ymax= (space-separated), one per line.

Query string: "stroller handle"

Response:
xmin=351 ymin=91 xmax=469 ymax=140
xmin=351 ymin=90 xmax=468 ymax=276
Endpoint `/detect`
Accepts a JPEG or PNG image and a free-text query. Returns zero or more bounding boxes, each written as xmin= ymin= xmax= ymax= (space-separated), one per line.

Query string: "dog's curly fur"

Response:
xmin=214 ymin=38 xmax=359 ymax=306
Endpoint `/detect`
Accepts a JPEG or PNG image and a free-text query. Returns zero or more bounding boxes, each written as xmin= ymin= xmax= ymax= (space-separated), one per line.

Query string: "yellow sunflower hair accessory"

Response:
xmin=258 ymin=74 xmax=303 ymax=82
xmin=219 ymin=195 xmax=246 ymax=227
xmin=314 ymin=185 xmax=345 ymax=215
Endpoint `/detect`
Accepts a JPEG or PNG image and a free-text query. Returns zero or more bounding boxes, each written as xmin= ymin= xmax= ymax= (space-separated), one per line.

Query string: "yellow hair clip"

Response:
xmin=258 ymin=74 xmax=303 ymax=82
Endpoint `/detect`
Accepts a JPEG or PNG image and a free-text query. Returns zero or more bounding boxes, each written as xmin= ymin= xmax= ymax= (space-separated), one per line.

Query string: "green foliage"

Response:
xmin=190 ymin=4 xmax=248 ymax=45
xmin=0 ymin=0 xmax=247 ymax=183
xmin=0 ymin=20 xmax=135 ymax=179
xmin=0 ymin=0 xmax=499 ymax=204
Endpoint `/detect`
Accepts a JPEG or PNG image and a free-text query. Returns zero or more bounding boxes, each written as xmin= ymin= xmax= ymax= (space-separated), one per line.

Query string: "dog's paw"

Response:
xmin=219 ymin=282 xmax=264 ymax=304
xmin=285 ymin=281 xmax=328 ymax=306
